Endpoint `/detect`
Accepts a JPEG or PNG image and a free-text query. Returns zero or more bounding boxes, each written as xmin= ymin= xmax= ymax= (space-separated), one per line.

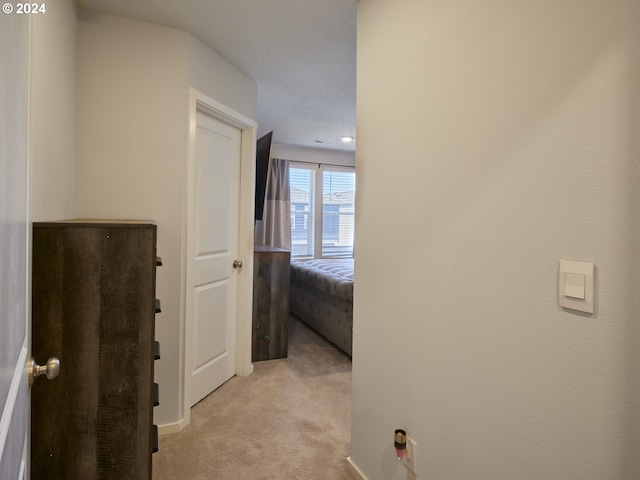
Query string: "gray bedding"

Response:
xmin=289 ymin=259 xmax=354 ymax=356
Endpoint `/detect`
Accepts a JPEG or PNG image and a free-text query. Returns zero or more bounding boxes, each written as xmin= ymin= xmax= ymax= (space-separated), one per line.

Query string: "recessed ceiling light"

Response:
xmin=341 ymin=136 xmax=354 ymax=143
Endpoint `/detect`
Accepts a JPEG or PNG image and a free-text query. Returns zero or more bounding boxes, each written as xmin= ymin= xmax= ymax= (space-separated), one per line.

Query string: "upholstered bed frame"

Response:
xmin=289 ymin=259 xmax=354 ymax=356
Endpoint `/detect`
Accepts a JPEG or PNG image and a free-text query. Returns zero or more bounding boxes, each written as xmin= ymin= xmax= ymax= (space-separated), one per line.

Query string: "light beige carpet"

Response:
xmin=153 ymin=316 xmax=353 ymax=479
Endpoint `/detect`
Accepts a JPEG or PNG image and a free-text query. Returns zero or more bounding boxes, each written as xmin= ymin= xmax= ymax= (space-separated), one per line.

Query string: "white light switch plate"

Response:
xmin=559 ymin=260 xmax=595 ymax=313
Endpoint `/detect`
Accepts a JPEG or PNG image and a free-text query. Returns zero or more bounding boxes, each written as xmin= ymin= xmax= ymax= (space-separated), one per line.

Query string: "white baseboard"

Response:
xmin=346 ymin=456 xmax=368 ymax=480
xmin=157 ymin=419 xmax=188 ymax=436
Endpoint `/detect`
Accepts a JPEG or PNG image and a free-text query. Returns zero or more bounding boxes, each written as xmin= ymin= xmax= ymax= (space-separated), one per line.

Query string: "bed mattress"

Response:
xmin=289 ymin=258 xmax=354 ymax=356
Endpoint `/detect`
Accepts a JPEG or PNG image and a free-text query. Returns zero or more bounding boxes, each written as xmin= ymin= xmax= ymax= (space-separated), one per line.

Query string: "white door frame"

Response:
xmin=182 ymin=87 xmax=256 ymax=428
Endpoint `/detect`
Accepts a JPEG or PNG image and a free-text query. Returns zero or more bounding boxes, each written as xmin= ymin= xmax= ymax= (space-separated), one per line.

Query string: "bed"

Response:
xmin=289 ymin=258 xmax=354 ymax=356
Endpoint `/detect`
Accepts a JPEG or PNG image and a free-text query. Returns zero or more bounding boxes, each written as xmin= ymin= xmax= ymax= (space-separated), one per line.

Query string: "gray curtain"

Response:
xmin=255 ymin=158 xmax=291 ymax=250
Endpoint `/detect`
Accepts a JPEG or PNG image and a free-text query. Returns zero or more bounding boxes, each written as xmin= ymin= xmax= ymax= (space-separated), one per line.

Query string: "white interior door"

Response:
xmin=187 ymin=110 xmax=242 ymax=406
xmin=0 ymin=12 xmax=30 ymax=480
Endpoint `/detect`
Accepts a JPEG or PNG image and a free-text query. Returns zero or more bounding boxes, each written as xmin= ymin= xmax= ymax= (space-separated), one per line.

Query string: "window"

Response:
xmin=290 ymin=166 xmax=316 ymax=257
xmin=321 ymin=169 xmax=355 ymax=257
xmin=290 ymin=164 xmax=355 ymax=259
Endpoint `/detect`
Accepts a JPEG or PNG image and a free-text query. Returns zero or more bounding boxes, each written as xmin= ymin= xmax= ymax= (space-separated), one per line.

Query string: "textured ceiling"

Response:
xmin=76 ymin=0 xmax=357 ymax=152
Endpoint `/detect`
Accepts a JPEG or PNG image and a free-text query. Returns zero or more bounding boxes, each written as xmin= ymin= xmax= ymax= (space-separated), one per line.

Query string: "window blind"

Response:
xmin=321 ymin=169 xmax=355 ymax=257
xmin=290 ymin=166 xmax=316 ymax=257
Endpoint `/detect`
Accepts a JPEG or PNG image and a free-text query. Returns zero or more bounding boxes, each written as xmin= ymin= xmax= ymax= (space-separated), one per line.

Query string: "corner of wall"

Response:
xmin=185 ymin=34 xmax=257 ymax=122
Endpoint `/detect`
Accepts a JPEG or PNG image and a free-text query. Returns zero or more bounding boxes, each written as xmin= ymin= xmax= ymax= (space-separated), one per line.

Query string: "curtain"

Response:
xmin=255 ymin=158 xmax=291 ymax=250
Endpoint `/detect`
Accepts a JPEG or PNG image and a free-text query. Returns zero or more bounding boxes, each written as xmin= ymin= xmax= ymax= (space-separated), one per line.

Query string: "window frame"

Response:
xmin=289 ymin=162 xmax=355 ymax=259
xmin=289 ymin=164 xmax=317 ymax=258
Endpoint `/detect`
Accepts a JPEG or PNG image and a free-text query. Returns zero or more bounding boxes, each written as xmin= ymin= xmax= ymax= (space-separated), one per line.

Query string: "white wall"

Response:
xmin=30 ymin=0 xmax=77 ymax=220
xmin=75 ymin=11 xmax=257 ymax=427
xmin=186 ymin=35 xmax=257 ymax=122
xmin=351 ymin=1 xmax=640 ymax=479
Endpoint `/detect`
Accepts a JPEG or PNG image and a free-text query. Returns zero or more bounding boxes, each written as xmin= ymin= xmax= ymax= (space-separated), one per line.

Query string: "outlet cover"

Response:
xmin=404 ymin=436 xmax=418 ymax=475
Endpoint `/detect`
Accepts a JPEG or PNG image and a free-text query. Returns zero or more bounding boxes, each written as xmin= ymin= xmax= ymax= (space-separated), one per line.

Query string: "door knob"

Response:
xmin=28 ymin=357 xmax=60 ymax=386
xmin=232 ymin=259 xmax=243 ymax=269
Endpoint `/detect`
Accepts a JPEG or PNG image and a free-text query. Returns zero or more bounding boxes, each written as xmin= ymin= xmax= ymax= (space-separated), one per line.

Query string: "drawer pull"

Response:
xmin=152 ymin=425 xmax=159 ymax=453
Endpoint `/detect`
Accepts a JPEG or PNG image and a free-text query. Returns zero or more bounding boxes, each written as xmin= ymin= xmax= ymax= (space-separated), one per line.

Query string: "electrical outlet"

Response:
xmin=404 ymin=436 xmax=418 ymax=475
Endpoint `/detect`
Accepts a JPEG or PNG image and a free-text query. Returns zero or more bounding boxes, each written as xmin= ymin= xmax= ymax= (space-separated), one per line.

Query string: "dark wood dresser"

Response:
xmin=252 ymin=245 xmax=290 ymax=361
xmin=31 ymin=220 xmax=160 ymax=480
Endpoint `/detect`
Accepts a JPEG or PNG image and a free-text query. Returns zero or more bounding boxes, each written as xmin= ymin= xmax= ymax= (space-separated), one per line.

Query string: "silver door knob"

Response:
xmin=28 ymin=357 xmax=60 ymax=386
xmin=233 ymin=260 xmax=243 ymax=269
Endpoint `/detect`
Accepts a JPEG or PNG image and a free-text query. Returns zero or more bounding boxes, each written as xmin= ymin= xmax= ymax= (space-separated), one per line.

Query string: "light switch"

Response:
xmin=559 ymin=260 xmax=595 ymax=314
xmin=564 ymin=272 xmax=585 ymax=299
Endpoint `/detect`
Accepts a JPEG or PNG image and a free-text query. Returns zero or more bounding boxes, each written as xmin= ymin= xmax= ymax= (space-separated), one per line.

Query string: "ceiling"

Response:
xmin=76 ymin=0 xmax=357 ymax=152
